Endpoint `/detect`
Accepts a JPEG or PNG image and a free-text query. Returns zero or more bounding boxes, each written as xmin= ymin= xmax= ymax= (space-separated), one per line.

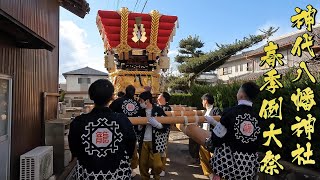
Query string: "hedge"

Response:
xmin=170 ymin=68 xmax=320 ymax=171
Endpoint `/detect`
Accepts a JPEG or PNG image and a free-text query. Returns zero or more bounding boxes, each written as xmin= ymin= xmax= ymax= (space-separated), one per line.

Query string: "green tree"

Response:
xmin=59 ymin=89 xmax=66 ymax=102
xmin=169 ymin=27 xmax=278 ymax=92
xmin=179 ymin=27 xmax=278 ymax=78
xmin=175 ymin=35 xmax=205 ymax=64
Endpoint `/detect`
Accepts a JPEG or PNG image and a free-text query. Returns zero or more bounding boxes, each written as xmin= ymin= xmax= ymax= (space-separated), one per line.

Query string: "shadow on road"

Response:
xmin=133 ymin=131 xmax=208 ymax=180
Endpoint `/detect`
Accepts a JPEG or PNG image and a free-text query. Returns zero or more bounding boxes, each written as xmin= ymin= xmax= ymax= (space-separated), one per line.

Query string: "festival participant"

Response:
xmin=109 ymin=85 xmax=141 ymax=178
xmin=136 ymin=91 xmax=170 ymax=180
xmin=117 ymin=91 xmax=125 ymax=99
xmin=201 ymin=81 xmax=261 ymax=179
xmin=68 ymin=79 xmax=136 ymax=179
xmin=200 ymin=93 xmax=221 ymax=179
xmin=156 ymin=92 xmax=172 ymax=177
xmin=109 ymin=85 xmax=141 ymax=116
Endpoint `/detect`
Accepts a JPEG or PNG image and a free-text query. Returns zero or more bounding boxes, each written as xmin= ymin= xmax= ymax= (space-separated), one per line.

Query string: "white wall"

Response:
xmin=216 ymin=47 xmax=312 ymax=82
xmin=217 ymin=59 xmax=252 ymax=81
xmin=251 ymin=49 xmax=309 ymax=73
xmin=66 ymin=75 xmax=108 ymax=92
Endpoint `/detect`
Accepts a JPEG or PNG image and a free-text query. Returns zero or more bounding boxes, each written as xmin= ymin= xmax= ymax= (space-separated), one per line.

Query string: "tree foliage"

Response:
xmin=175 ymin=35 xmax=205 ymax=64
xmin=167 ymin=76 xmax=190 ymax=93
xmin=59 ymin=89 xmax=66 ymax=102
xmin=178 ymin=35 xmax=264 ymax=74
xmin=178 ymin=27 xmax=278 ymax=76
xmin=168 ymin=27 xmax=278 ymax=92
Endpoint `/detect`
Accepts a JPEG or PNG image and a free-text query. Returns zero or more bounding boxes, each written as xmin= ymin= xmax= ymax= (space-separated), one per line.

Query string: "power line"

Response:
xmin=141 ymin=0 xmax=149 ymax=13
xmin=134 ymin=0 xmax=142 ymax=12
xmin=117 ymin=0 xmax=121 ymax=10
xmin=133 ymin=0 xmax=139 ymax=11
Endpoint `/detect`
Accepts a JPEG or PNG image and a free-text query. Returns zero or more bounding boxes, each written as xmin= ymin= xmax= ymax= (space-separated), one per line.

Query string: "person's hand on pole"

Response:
xmin=204 ymin=115 xmax=218 ymax=126
xmin=148 ymin=117 xmax=163 ymax=129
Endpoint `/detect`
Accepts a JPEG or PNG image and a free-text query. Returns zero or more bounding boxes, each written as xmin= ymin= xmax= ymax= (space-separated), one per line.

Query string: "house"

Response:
xmin=62 ymin=67 xmax=108 ymax=107
xmin=0 ymin=0 xmax=89 ymax=179
xmin=216 ymin=25 xmax=320 ymax=82
xmin=216 ymin=52 xmax=254 ymax=82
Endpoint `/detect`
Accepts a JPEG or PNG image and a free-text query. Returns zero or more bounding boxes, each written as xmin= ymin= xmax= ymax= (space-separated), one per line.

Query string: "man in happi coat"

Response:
xmin=68 ymin=79 xmax=136 ymax=180
xmin=109 ymin=85 xmax=142 ymax=178
xmin=200 ymin=93 xmax=222 ymax=179
xmin=136 ymin=91 xmax=170 ymax=180
xmin=203 ymin=82 xmax=261 ymax=180
xmin=156 ymin=92 xmax=172 ymax=177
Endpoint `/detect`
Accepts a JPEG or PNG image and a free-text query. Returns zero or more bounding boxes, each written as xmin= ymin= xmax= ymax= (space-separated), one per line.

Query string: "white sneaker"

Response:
xmin=160 ymin=171 xmax=166 ymax=177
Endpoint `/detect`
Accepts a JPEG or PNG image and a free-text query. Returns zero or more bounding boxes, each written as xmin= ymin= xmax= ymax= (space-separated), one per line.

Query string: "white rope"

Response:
xmin=184 ymin=116 xmax=188 ymax=125
xmin=194 ymin=116 xmax=199 ymax=125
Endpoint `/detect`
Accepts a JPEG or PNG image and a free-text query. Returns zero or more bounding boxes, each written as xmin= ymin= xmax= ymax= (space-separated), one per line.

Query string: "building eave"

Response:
xmin=59 ymin=0 xmax=90 ymax=19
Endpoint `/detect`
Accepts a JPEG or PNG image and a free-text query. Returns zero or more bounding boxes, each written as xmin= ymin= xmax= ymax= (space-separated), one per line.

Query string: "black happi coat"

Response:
xmin=136 ymin=105 xmax=170 ymax=154
xmin=208 ymin=104 xmax=261 ymax=180
xmin=109 ymin=95 xmax=141 ymax=117
xmin=68 ymin=107 xmax=136 ymax=180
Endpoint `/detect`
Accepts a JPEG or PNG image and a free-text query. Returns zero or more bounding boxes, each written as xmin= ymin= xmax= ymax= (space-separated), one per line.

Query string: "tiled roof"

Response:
xmin=62 ymin=67 xmax=108 ymax=78
xmin=228 ymin=53 xmax=245 ymax=61
xmin=245 ymin=25 xmax=320 ymax=57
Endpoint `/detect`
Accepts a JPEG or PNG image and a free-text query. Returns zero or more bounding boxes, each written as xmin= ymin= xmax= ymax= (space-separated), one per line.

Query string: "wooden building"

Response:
xmin=0 ymin=0 xmax=89 ymax=179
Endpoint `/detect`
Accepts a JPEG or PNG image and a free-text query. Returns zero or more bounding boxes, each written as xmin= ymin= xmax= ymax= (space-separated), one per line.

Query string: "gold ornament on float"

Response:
xmin=132 ymin=17 xmax=147 ymax=43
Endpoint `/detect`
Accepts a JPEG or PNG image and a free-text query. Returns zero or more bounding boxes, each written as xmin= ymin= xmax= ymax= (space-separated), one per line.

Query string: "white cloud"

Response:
xmin=59 ymin=21 xmax=106 ymax=83
xmin=168 ymin=49 xmax=178 ymax=57
xmin=167 ymin=49 xmax=180 ymax=75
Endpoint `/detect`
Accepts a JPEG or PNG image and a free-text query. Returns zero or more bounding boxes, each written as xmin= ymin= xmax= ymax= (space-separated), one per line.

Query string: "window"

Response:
xmin=223 ymin=68 xmax=228 ymax=75
xmin=235 ymin=65 xmax=238 ymax=72
xmin=240 ymin=64 xmax=243 ymax=71
xmin=78 ymin=78 xmax=91 ymax=84
xmin=247 ymin=62 xmax=253 ymax=71
xmin=0 ymin=77 xmax=10 ymax=138
xmin=223 ymin=67 xmax=232 ymax=75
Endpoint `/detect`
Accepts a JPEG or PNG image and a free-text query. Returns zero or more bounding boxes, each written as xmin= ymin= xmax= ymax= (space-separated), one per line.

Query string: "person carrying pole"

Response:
xmin=199 ymin=93 xmax=222 ymax=179
xmin=156 ymin=92 xmax=172 ymax=177
xmin=68 ymin=79 xmax=136 ymax=179
xmin=136 ymin=91 xmax=170 ymax=180
xmin=184 ymin=82 xmax=261 ymax=180
xmin=109 ymin=85 xmax=142 ymax=178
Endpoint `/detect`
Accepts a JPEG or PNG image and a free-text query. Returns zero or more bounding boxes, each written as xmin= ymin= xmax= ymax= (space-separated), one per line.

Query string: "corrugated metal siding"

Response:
xmin=0 ymin=0 xmax=59 ymax=179
xmin=0 ymin=0 xmax=52 ymax=42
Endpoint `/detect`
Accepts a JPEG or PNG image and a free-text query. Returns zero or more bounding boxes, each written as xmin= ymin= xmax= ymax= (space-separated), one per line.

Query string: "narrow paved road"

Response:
xmin=133 ymin=131 xmax=208 ymax=180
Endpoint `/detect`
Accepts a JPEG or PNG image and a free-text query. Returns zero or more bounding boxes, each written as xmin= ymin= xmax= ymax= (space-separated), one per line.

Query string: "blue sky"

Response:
xmin=59 ymin=0 xmax=320 ymax=82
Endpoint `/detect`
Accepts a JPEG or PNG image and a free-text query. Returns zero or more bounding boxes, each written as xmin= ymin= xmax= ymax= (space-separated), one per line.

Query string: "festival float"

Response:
xmin=96 ymin=8 xmax=221 ymax=126
xmin=96 ymin=7 xmax=178 ymax=95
